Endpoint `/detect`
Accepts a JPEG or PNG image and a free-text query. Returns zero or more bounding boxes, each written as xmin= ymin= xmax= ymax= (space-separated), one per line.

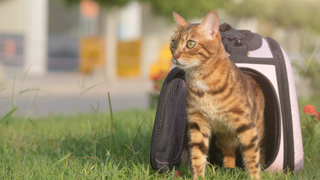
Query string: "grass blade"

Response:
xmin=108 ymin=92 xmax=114 ymax=141
xmin=132 ymin=119 xmax=145 ymax=144
xmin=171 ymin=166 xmax=175 ymax=180
xmin=27 ymin=118 xmax=37 ymax=128
xmin=0 ymin=107 xmax=18 ymax=123
xmin=52 ymin=152 xmax=72 ymax=167
xmin=80 ymin=82 xmax=104 ymax=96
xmin=20 ymin=65 xmax=32 ymax=92
xmin=18 ymin=88 xmax=42 ymax=95
xmin=11 ymin=76 xmax=16 ymax=107
xmin=72 ymin=71 xmax=104 ymax=113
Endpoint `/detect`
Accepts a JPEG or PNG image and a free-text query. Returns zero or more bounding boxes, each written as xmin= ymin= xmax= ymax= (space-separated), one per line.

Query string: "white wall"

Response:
xmin=24 ymin=0 xmax=48 ymax=75
xmin=118 ymin=2 xmax=141 ymax=41
xmin=0 ymin=0 xmax=26 ymax=34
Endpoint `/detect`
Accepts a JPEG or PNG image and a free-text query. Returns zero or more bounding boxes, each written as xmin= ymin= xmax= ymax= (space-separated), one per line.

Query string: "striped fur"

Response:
xmin=171 ymin=11 xmax=265 ymax=179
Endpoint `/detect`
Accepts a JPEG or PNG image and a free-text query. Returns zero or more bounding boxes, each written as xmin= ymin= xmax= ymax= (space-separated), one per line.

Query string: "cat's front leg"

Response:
xmin=216 ymin=135 xmax=239 ymax=168
xmin=235 ymin=122 xmax=261 ymax=179
xmin=188 ymin=117 xmax=211 ymax=180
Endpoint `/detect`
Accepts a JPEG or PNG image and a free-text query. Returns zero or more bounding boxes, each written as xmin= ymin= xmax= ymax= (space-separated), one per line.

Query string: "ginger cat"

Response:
xmin=170 ymin=11 xmax=265 ymax=179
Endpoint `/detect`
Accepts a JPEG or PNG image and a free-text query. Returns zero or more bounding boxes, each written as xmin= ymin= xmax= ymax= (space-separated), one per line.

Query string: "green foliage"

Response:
xmin=94 ymin=0 xmax=132 ymax=7
xmin=0 ymin=107 xmax=17 ymax=123
xmin=292 ymin=41 xmax=320 ymax=97
xmin=148 ymin=69 xmax=169 ymax=108
xmin=301 ymin=112 xmax=320 ymax=159
xmin=226 ymin=0 xmax=320 ymax=32
xmin=140 ymin=0 xmax=230 ymax=21
xmin=60 ymin=0 xmax=230 ymax=20
xmin=148 ymin=77 xmax=165 ymax=108
xmin=60 ymin=0 xmax=320 ymax=33
xmin=299 ymin=104 xmax=320 ymax=178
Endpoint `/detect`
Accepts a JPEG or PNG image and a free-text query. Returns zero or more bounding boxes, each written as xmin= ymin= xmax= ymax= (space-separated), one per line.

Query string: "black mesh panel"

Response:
xmin=150 ymin=68 xmax=189 ymax=172
xmin=155 ymin=78 xmax=188 ymax=169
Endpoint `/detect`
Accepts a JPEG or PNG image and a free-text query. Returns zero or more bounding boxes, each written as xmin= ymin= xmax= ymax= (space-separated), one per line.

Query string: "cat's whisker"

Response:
xmin=189 ymin=65 xmax=196 ymax=77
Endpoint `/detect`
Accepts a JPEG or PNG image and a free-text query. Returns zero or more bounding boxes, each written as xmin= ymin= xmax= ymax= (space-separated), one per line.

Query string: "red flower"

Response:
xmin=303 ymin=105 xmax=317 ymax=116
xmin=317 ymin=112 xmax=320 ymax=122
xmin=153 ymin=84 xmax=159 ymax=91
xmin=152 ymin=73 xmax=162 ymax=81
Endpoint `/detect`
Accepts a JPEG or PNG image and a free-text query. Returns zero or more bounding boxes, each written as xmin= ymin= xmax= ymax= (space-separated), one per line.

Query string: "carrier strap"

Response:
xmin=219 ymin=23 xmax=263 ymax=57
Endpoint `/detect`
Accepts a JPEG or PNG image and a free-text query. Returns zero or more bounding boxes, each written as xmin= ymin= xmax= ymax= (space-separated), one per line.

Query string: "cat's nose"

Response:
xmin=173 ymin=53 xmax=181 ymax=60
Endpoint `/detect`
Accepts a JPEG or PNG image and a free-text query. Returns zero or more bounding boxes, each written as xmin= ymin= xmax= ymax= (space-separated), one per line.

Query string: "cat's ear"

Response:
xmin=199 ymin=11 xmax=219 ymax=38
xmin=173 ymin=11 xmax=190 ymax=28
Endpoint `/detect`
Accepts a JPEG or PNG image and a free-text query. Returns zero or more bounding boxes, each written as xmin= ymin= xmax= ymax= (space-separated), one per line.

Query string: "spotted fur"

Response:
xmin=171 ymin=11 xmax=265 ymax=179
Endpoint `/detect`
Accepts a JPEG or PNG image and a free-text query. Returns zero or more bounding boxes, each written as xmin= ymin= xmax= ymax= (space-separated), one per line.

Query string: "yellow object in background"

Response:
xmin=149 ymin=43 xmax=172 ymax=80
xmin=117 ymin=39 xmax=141 ymax=77
xmin=79 ymin=38 xmax=170 ymax=79
xmin=79 ymin=37 xmax=105 ymax=73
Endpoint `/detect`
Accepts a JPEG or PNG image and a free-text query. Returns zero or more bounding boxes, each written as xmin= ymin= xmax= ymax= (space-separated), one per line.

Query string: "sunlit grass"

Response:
xmin=0 ymin=104 xmax=319 ymax=179
xmin=0 ymin=108 xmax=157 ymax=179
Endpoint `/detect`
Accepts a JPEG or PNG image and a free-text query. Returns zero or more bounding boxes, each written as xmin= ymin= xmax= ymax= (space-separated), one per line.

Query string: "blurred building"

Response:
xmin=0 ymin=0 xmax=26 ymax=66
xmin=0 ymin=0 xmax=173 ymax=79
xmin=0 ymin=0 xmax=79 ymax=73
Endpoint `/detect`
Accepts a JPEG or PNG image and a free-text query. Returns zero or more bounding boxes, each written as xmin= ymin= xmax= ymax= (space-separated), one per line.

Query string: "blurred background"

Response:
xmin=0 ymin=0 xmax=320 ymax=116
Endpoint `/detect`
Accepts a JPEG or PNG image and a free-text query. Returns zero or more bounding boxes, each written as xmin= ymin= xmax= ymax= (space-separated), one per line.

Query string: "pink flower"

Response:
xmin=303 ymin=105 xmax=317 ymax=116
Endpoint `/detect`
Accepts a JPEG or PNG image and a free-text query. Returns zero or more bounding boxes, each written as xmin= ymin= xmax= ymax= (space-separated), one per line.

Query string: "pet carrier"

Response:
xmin=149 ymin=23 xmax=304 ymax=173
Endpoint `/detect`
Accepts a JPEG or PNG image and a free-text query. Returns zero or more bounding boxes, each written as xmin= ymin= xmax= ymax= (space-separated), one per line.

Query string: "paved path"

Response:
xmin=0 ymin=66 xmax=153 ymax=116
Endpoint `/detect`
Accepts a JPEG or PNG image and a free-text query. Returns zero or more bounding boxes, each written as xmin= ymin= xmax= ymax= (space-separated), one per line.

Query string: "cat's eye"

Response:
xmin=171 ymin=41 xmax=178 ymax=49
xmin=187 ymin=40 xmax=196 ymax=49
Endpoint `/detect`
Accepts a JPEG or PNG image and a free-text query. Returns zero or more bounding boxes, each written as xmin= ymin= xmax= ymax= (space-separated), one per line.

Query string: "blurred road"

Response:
xmin=0 ymin=66 xmax=153 ymax=116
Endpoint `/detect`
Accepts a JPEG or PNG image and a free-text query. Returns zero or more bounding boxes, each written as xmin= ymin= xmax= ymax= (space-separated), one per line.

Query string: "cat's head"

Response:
xmin=170 ymin=11 xmax=221 ymax=71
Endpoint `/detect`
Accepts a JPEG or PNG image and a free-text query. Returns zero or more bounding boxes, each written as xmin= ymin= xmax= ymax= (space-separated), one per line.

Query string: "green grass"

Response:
xmin=0 ymin=107 xmax=319 ymax=179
